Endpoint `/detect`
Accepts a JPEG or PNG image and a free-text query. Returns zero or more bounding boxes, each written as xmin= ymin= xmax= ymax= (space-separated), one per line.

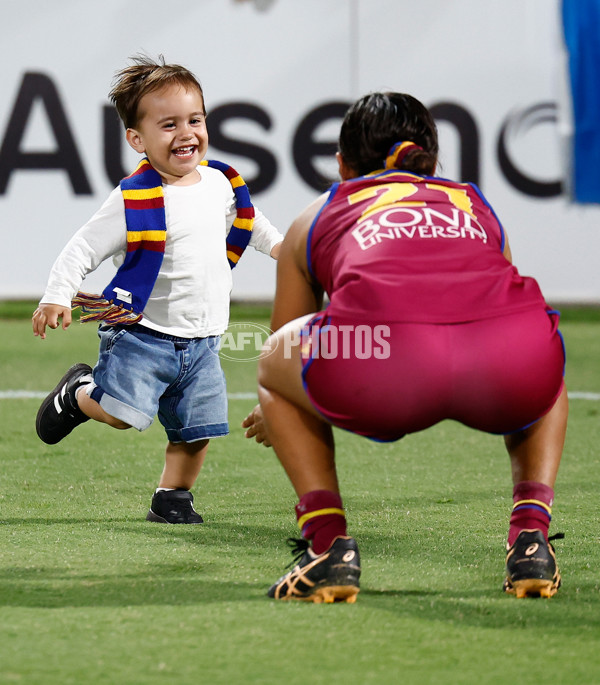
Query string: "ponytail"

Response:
xmin=385 ymin=141 xmax=436 ymax=174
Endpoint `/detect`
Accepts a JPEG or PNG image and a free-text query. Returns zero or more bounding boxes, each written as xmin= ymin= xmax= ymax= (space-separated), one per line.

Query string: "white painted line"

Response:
xmin=0 ymin=390 xmax=46 ymax=399
xmin=0 ymin=390 xmax=258 ymax=401
xmin=0 ymin=390 xmax=598 ymax=401
xmin=568 ymin=391 xmax=600 ymax=401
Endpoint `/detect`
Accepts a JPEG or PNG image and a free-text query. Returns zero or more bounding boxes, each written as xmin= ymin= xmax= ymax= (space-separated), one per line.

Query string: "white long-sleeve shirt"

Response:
xmin=41 ymin=165 xmax=282 ymax=338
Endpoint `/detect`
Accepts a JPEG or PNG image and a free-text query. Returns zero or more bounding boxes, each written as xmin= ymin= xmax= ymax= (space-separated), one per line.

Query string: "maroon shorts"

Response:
xmin=300 ymin=309 xmax=565 ymax=441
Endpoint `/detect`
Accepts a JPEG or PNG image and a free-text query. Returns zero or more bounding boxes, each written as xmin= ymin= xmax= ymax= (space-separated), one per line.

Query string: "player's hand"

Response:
xmin=242 ymin=404 xmax=272 ymax=447
xmin=32 ymin=303 xmax=72 ymax=339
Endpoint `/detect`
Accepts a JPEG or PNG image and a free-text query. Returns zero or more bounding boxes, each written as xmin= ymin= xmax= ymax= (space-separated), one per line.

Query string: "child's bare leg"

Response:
xmin=158 ymin=439 xmax=209 ymax=490
xmin=76 ymin=388 xmax=131 ymax=429
xmin=146 ymin=440 xmax=209 ymax=524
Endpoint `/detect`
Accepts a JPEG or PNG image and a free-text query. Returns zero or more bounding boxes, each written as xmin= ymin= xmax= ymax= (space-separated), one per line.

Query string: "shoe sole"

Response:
xmin=274 ymin=584 xmax=360 ymax=604
xmin=505 ymin=577 xmax=560 ymax=598
xmin=36 ymin=363 xmax=92 ymax=444
xmin=146 ymin=510 xmax=171 ymax=523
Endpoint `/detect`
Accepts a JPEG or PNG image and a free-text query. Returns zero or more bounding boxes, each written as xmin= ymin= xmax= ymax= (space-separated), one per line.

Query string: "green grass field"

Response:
xmin=1 ymin=303 xmax=599 ymax=684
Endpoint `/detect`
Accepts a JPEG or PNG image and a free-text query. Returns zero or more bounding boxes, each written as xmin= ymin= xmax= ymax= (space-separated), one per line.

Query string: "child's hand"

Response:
xmin=242 ymin=404 xmax=272 ymax=447
xmin=32 ymin=303 xmax=72 ymax=339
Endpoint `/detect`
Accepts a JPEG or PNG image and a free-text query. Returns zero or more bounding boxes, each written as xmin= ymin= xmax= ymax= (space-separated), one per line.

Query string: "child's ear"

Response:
xmin=126 ymin=128 xmax=145 ymax=153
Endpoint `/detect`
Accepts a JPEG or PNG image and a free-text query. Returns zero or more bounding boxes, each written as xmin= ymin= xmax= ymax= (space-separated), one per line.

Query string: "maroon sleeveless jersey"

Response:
xmin=308 ymin=171 xmax=547 ymax=323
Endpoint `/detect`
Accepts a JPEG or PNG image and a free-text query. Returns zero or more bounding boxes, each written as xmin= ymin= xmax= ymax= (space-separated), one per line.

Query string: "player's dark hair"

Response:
xmin=339 ymin=92 xmax=438 ymax=176
xmin=109 ymin=54 xmax=205 ymax=129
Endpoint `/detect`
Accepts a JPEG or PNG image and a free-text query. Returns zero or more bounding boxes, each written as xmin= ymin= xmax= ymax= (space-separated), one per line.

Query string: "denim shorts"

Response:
xmin=89 ymin=324 xmax=228 ymax=442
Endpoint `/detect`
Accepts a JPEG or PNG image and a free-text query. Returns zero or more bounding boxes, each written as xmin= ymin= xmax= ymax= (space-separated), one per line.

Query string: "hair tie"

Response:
xmin=385 ymin=141 xmax=423 ymax=169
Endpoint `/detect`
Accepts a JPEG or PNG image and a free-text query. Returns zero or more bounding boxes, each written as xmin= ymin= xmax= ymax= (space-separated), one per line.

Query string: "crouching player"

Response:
xmin=243 ymin=92 xmax=567 ymax=602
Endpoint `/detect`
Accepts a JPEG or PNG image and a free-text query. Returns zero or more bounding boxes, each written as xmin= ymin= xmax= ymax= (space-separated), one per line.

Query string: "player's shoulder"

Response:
xmin=296 ymin=193 xmax=330 ymax=233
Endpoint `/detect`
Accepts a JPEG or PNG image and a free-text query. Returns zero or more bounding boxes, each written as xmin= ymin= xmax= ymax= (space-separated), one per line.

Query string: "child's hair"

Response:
xmin=338 ymin=92 xmax=439 ymax=176
xmin=109 ymin=54 xmax=205 ymax=129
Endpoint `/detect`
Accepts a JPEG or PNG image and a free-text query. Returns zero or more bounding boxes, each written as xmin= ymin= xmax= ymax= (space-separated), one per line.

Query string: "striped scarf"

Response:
xmin=72 ymin=157 xmax=255 ymax=324
xmin=200 ymin=159 xmax=255 ymax=267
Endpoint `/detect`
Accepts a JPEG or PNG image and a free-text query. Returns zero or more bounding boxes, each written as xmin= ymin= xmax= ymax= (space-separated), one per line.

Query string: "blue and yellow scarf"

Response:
xmin=72 ymin=158 xmax=255 ymax=324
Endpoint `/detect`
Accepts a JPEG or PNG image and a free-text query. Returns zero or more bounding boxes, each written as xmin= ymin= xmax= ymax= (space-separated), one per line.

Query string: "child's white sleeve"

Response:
xmin=246 ymin=207 xmax=283 ymax=256
xmin=40 ymin=188 xmax=127 ymax=307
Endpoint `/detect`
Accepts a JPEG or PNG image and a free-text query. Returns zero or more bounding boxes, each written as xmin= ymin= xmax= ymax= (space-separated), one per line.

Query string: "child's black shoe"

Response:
xmin=146 ymin=489 xmax=204 ymax=524
xmin=36 ymin=363 xmax=92 ymax=444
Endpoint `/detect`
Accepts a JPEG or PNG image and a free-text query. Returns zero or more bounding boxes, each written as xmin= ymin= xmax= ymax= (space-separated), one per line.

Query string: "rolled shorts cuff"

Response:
xmin=166 ymin=423 xmax=229 ymax=443
xmin=90 ymin=384 xmax=153 ymax=431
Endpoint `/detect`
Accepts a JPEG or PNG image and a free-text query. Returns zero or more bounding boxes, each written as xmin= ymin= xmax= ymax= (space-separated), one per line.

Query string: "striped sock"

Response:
xmin=508 ymin=480 xmax=554 ymax=546
xmin=295 ymin=490 xmax=347 ymax=555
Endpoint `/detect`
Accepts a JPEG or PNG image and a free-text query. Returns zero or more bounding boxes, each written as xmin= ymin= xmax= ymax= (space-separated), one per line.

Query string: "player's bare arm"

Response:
xmin=243 ymin=194 xmax=326 ymax=444
xmin=270 ymin=194 xmax=326 ymax=332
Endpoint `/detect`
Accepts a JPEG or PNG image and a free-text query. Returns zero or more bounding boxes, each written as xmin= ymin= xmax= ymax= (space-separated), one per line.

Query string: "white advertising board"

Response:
xmin=0 ymin=0 xmax=598 ymax=303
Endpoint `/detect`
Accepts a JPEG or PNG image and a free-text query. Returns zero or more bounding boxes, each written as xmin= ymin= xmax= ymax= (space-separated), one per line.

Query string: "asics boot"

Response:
xmin=268 ymin=536 xmax=360 ymax=603
xmin=504 ymin=529 xmax=562 ymax=598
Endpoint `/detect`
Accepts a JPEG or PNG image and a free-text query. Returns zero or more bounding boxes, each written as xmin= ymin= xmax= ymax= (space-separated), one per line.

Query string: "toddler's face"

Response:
xmin=126 ymin=83 xmax=208 ymax=185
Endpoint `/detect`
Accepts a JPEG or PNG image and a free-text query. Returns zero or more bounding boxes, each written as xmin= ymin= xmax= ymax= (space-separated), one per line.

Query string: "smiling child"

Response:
xmin=33 ymin=55 xmax=282 ymax=524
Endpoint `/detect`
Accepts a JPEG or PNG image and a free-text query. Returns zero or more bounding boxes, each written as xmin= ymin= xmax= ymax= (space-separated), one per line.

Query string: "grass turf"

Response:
xmin=0 ymin=306 xmax=599 ymax=684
